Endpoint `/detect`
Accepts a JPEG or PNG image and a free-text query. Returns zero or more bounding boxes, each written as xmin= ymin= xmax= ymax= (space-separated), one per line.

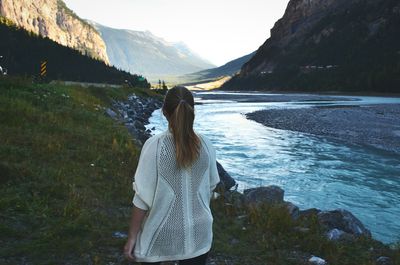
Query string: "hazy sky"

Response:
xmin=63 ymin=0 xmax=289 ymax=66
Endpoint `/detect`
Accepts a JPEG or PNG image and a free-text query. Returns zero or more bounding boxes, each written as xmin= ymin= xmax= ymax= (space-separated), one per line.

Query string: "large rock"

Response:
xmin=216 ymin=161 xmax=236 ymax=191
xmin=243 ymin=185 xmax=284 ymax=206
xmin=317 ymin=209 xmax=371 ymax=237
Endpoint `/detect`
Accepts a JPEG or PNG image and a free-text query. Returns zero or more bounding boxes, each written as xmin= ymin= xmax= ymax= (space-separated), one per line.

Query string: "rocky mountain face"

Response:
xmin=241 ymin=0 xmax=351 ymax=75
xmin=0 ymin=0 xmax=109 ymax=63
xmin=91 ymin=22 xmax=215 ymax=81
xmin=223 ymin=0 xmax=400 ymax=92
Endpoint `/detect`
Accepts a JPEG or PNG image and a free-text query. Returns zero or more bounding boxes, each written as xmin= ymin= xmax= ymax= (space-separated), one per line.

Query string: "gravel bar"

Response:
xmin=245 ymin=104 xmax=400 ymax=155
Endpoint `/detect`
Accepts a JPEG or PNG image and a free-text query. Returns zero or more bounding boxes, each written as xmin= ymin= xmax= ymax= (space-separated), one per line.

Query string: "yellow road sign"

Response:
xmin=40 ymin=61 xmax=47 ymax=77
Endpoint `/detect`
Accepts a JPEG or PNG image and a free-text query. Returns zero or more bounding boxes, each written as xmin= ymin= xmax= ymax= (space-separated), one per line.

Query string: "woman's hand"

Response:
xmin=124 ymin=205 xmax=148 ymax=262
xmin=123 ymin=237 xmax=136 ymax=261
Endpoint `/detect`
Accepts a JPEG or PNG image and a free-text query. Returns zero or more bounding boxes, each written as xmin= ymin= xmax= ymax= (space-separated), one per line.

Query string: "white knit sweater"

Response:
xmin=132 ymin=129 xmax=220 ymax=262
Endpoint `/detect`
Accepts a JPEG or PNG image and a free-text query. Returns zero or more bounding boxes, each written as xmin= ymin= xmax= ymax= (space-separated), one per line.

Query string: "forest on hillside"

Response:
xmin=0 ymin=17 xmax=150 ymax=88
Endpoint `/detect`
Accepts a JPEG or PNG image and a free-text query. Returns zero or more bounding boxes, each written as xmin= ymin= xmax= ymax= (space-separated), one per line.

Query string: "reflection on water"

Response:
xmin=146 ymin=92 xmax=400 ymax=244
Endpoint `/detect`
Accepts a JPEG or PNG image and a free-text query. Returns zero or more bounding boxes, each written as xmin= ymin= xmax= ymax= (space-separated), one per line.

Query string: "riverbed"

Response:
xmin=246 ymin=104 xmax=400 ymax=155
xmin=145 ymin=91 xmax=400 ymax=244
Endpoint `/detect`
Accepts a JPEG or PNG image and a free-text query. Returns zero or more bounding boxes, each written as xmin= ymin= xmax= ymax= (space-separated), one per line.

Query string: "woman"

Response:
xmin=124 ymin=86 xmax=220 ymax=264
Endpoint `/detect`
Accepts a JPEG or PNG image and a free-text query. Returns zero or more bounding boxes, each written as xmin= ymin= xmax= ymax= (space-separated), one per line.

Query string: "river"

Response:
xmin=145 ymin=91 xmax=400 ymax=244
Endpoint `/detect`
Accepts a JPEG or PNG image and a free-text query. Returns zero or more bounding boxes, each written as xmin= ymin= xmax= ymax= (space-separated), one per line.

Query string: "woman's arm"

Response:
xmin=125 ymin=137 xmax=158 ymax=260
xmin=123 ymin=206 xmax=147 ymax=261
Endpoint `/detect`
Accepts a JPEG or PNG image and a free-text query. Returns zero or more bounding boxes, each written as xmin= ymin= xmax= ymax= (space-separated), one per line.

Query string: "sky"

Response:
xmin=63 ymin=0 xmax=290 ymax=66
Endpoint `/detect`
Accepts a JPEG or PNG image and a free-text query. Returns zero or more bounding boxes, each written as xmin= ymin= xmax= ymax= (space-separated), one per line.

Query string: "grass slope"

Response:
xmin=0 ymin=77 xmax=157 ymax=264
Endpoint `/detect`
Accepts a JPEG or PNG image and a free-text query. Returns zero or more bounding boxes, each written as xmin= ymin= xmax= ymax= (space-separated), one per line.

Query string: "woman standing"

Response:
xmin=124 ymin=86 xmax=220 ymax=264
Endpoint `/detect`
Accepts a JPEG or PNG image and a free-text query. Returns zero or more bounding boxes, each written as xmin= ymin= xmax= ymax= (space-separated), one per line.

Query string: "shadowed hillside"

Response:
xmin=222 ymin=0 xmax=400 ymax=93
xmin=0 ymin=17 xmax=150 ymax=87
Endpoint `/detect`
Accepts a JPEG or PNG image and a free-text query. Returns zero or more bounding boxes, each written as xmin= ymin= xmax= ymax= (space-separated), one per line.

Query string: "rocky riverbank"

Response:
xmin=208 ymin=185 xmax=397 ymax=265
xmin=106 ymin=93 xmax=237 ymax=191
xmin=105 ymin=93 xmax=163 ymax=146
xmin=246 ymin=104 xmax=400 ymax=155
xmin=104 ymin=93 xmax=398 ymax=265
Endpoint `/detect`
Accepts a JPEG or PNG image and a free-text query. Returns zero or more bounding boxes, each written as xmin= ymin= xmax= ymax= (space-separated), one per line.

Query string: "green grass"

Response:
xmin=0 ymin=76 xmax=399 ymax=264
xmin=0 ymin=76 xmax=158 ymax=264
xmin=210 ymin=194 xmax=400 ymax=265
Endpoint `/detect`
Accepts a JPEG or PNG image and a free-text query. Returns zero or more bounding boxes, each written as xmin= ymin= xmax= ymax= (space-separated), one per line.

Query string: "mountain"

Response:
xmin=0 ymin=0 xmax=109 ymax=63
xmin=91 ymin=22 xmax=215 ymax=80
xmin=222 ymin=0 xmax=400 ymax=93
xmin=182 ymin=51 xmax=255 ymax=83
xmin=0 ymin=17 xmax=149 ymax=87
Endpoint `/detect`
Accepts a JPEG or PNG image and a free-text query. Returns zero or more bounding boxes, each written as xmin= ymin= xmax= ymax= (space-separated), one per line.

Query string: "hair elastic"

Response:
xmin=179 ymin=99 xmax=187 ymax=104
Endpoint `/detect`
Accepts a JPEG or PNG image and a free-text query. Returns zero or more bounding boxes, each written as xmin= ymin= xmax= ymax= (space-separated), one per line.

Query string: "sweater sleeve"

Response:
xmin=209 ymin=143 xmax=220 ymax=192
xmin=132 ymin=136 xmax=159 ymax=210
xmin=199 ymin=134 xmax=220 ymax=192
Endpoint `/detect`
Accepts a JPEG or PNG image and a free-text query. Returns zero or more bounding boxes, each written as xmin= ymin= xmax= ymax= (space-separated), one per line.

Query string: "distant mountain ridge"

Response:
xmin=91 ymin=22 xmax=215 ymax=80
xmin=223 ymin=0 xmax=400 ymax=93
xmin=182 ymin=52 xmax=255 ymax=83
xmin=0 ymin=0 xmax=109 ymax=63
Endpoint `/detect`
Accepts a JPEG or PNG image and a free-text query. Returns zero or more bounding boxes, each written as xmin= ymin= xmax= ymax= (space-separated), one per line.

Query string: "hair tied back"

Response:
xmin=162 ymin=86 xmax=200 ymax=168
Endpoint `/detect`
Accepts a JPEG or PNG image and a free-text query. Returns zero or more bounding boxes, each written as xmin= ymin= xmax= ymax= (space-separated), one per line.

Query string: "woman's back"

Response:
xmin=132 ymin=130 xmax=220 ymax=262
xmin=124 ymin=86 xmax=220 ymax=264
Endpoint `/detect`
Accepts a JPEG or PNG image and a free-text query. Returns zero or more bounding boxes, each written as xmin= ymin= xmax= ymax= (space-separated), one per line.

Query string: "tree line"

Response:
xmin=0 ymin=16 xmax=150 ymax=88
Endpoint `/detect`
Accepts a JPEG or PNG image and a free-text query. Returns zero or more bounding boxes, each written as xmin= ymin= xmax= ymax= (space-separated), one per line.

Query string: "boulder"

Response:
xmin=243 ymin=185 xmax=284 ymax=206
xmin=216 ymin=161 xmax=236 ymax=191
xmin=317 ymin=209 xmax=371 ymax=237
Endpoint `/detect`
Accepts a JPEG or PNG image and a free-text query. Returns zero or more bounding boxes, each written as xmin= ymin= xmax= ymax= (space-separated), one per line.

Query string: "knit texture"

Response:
xmin=132 ymin=130 xmax=220 ymax=262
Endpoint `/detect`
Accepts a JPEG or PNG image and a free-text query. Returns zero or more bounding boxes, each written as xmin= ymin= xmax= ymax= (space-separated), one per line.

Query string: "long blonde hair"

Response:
xmin=162 ymin=86 xmax=200 ymax=168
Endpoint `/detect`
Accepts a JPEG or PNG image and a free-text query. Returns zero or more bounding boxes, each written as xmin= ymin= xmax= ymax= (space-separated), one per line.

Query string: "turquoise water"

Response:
xmin=146 ymin=92 xmax=400 ymax=244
